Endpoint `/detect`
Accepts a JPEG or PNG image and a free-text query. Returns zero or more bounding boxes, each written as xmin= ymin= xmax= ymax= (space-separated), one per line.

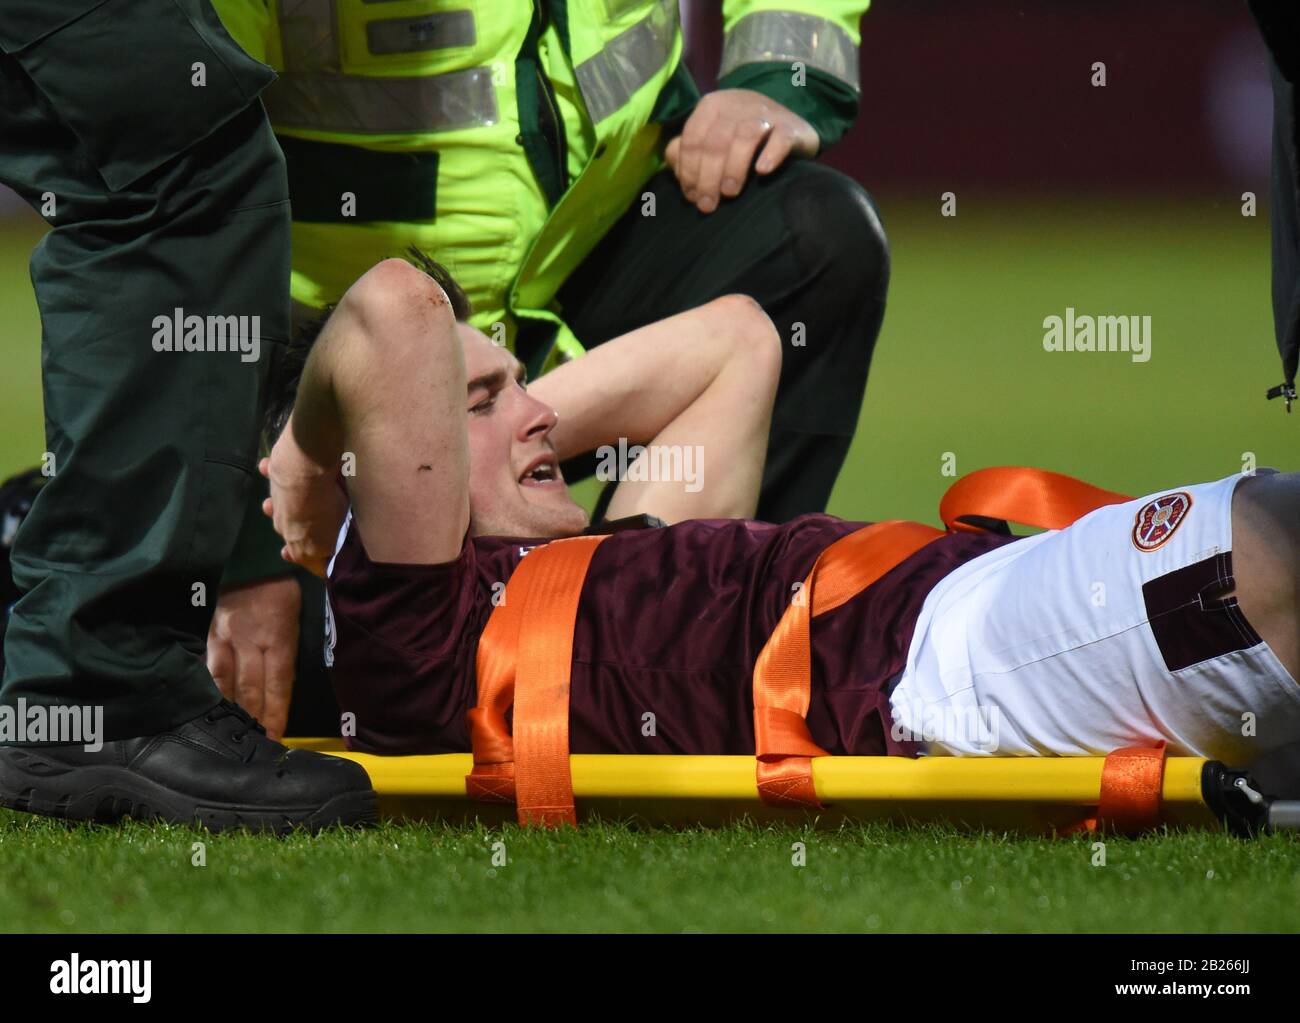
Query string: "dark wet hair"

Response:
xmin=263 ymin=247 xmax=471 ymax=444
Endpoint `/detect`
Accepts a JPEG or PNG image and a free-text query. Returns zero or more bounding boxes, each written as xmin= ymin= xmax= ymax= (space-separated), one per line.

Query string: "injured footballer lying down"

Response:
xmin=261 ymin=253 xmax=1300 ymax=769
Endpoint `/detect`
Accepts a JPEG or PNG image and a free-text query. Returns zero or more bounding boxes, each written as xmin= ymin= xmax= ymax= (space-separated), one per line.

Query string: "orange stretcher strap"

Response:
xmin=467 ymin=535 xmax=607 ymax=826
xmin=940 ymin=466 xmax=1132 ymax=533
xmin=752 ymin=520 xmax=944 ymax=808
xmin=1097 ymin=743 xmax=1168 ymax=833
xmin=753 ymin=467 xmax=1136 ymax=811
xmin=1062 ymin=743 xmax=1169 ymax=835
xmin=465 ymin=567 xmax=525 ymax=807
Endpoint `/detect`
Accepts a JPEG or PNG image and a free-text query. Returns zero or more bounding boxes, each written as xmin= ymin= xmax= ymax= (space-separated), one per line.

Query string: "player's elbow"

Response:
xmin=711 ymin=293 xmax=782 ymax=395
xmin=339 ymin=258 xmax=459 ymax=361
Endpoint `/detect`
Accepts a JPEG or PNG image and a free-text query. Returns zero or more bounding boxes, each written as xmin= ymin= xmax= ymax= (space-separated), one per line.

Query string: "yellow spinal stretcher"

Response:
xmin=287 ymin=739 xmax=1291 ymax=836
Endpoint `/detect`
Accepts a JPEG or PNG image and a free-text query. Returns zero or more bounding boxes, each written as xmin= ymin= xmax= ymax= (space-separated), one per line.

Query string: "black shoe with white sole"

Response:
xmin=0 ymin=699 xmax=376 ymax=834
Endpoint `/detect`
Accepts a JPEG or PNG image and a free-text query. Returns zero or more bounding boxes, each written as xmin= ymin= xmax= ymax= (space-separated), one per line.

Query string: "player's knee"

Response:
xmin=783 ymin=165 xmax=890 ymax=304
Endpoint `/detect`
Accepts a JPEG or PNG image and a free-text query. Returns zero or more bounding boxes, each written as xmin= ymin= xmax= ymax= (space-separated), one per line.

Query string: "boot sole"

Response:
xmin=0 ymin=747 xmax=378 ymax=835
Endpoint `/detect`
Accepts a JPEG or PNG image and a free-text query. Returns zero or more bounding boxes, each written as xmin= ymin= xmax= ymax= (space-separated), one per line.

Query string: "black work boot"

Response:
xmin=0 ymin=699 xmax=376 ymax=834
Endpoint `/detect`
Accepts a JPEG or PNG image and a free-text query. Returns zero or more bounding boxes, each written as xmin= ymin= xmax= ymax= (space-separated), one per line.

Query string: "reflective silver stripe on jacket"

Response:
xmin=269 ymin=0 xmax=497 ymax=133
xmin=575 ymin=0 xmax=679 ymax=123
xmin=264 ymin=67 xmax=499 ymax=134
xmin=720 ymin=10 xmax=860 ymax=92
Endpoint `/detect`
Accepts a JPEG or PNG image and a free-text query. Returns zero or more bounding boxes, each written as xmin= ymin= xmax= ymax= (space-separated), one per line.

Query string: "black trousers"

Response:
xmin=1266 ymin=58 xmax=1300 ymax=399
xmin=1252 ymin=0 xmax=1300 ymax=399
xmin=0 ymin=0 xmax=290 ymax=740
xmin=558 ymin=160 xmax=890 ymax=523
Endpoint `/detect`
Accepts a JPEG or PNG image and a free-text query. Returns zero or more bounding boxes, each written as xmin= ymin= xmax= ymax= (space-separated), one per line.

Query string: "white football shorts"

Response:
xmin=888 ymin=473 xmax=1300 ymax=765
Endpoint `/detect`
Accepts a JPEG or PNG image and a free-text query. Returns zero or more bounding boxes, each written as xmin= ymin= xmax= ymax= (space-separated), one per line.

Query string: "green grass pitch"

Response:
xmin=1 ymin=197 xmax=1298 ymax=933
xmin=3 ymin=818 xmax=1299 ymax=932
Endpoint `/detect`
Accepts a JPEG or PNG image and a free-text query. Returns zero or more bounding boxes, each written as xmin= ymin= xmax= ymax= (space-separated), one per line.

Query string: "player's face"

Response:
xmin=459 ymin=324 xmax=589 ymax=538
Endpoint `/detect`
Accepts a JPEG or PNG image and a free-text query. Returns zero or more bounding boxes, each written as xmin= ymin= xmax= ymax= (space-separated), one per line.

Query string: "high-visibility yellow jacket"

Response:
xmin=212 ymin=0 xmax=869 ymax=372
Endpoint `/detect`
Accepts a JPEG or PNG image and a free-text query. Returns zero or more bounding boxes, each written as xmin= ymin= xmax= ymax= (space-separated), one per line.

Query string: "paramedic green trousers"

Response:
xmin=0 ymin=0 xmax=290 ymax=741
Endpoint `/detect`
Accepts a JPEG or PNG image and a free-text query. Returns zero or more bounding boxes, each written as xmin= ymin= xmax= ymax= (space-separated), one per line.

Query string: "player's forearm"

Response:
xmin=603 ymin=299 xmax=781 ymax=522
xmin=291 ymin=260 xmax=465 ymax=479
xmin=535 ymin=298 xmax=749 ymax=461
xmin=264 ymin=327 xmax=351 ymax=575
xmin=321 ymin=259 xmax=470 ymax=563
xmin=288 ymin=332 xmax=346 ymax=475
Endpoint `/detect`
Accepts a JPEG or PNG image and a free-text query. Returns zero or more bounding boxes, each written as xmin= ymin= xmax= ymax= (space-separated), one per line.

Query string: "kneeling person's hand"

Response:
xmin=665 ymin=89 xmax=819 ymax=214
xmin=206 ymin=577 xmax=301 ymax=741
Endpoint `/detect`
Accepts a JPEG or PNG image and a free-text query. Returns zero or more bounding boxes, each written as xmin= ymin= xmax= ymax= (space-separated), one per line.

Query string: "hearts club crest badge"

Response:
xmin=1132 ymin=492 xmax=1193 ymax=552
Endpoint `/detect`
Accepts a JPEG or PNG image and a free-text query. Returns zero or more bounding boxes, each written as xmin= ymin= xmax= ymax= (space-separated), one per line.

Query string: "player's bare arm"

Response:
xmin=530 ymin=294 xmax=782 ymax=522
xmin=265 ymin=258 xmax=785 ymax=572
xmin=265 ymin=258 xmax=470 ymax=570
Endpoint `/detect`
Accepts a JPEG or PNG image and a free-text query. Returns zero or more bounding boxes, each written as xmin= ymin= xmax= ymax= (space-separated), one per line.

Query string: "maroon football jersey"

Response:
xmin=325 ymin=514 xmax=1017 ymax=757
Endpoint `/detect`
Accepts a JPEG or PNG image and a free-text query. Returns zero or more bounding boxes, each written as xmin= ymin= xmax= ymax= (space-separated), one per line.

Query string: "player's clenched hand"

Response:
xmin=665 ymin=89 xmax=818 ymax=214
xmin=261 ymin=426 xmax=348 ymax=578
xmin=206 ymin=577 xmax=301 ymax=741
